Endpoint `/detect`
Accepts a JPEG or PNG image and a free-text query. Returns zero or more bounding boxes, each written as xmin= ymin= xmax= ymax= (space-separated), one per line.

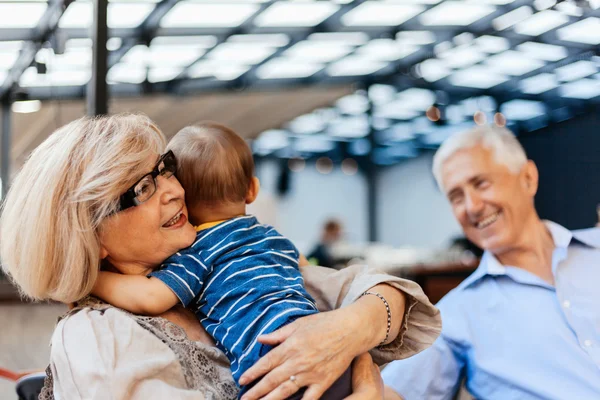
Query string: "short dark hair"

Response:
xmin=167 ymin=122 xmax=254 ymax=208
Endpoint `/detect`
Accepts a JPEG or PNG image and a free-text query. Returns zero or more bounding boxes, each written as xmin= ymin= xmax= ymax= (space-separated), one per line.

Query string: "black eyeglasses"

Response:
xmin=118 ymin=150 xmax=177 ymax=212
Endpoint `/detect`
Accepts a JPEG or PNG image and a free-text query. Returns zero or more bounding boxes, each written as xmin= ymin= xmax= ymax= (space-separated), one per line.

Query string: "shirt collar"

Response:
xmin=460 ymin=220 xmax=595 ymax=289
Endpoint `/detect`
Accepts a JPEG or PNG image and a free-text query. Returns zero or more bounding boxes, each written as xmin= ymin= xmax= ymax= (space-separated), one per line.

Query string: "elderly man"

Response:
xmin=383 ymin=126 xmax=600 ymax=399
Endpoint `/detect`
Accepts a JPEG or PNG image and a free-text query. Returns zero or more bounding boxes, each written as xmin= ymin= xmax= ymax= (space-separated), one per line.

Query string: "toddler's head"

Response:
xmin=167 ymin=122 xmax=258 ymax=225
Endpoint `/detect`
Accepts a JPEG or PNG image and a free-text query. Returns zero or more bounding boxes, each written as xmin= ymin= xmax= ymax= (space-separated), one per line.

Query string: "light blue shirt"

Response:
xmin=383 ymin=221 xmax=600 ymax=400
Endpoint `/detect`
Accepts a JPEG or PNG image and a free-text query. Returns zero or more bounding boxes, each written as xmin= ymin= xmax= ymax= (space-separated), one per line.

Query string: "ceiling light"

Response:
xmin=500 ymin=100 xmax=546 ymax=121
xmin=520 ymin=73 xmax=558 ymax=94
xmin=19 ymin=67 xmax=91 ymax=87
xmin=356 ymin=39 xmax=419 ymax=61
xmin=514 ymin=10 xmax=569 ymax=36
xmin=228 ymin=34 xmax=290 ymax=47
xmin=60 ymin=1 xmax=154 ymax=29
xmin=327 ymin=57 xmax=388 ymax=76
xmin=208 ymin=43 xmax=277 ymax=64
xmin=396 ymin=88 xmax=436 ymax=110
xmin=0 ymin=3 xmax=47 ymax=28
xmin=151 ymin=36 xmax=218 ymax=48
xmin=396 ymin=31 xmax=436 ymax=45
xmin=449 ymin=66 xmax=509 ymax=88
xmin=438 ymin=45 xmax=485 ymax=69
xmin=284 ymin=41 xmax=354 ymax=63
xmin=255 ymin=2 xmax=339 ymax=27
xmin=307 ymin=32 xmax=370 ymax=46
xmin=108 ymin=63 xmax=146 ymax=84
xmin=12 ymin=100 xmax=42 ymax=114
xmin=342 ymin=2 xmax=424 ymax=26
xmin=516 ymin=42 xmax=567 ymax=61
xmin=555 ymin=60 xmax=597 ymax=82
xmin=533 ymin=0 xmax=556 ymax=11
xmin=256 ymin=58 xmax=324 ymax=79
xmin=485 ymin=51 xmax=545 ymax=76
xmin=556 ymin=18 xmax=600 ymax=45
xmin=492 ymin=6 xmax=533 ymax=30
xmin=560 ymin=78 xmax=600 ymax=99
xmin=160 ymin=2 xmax=259 ymax=28
xmin=420 ymin=2 xmax=496 ymax=26
xmin=419 ymin=59 xmax=451 ymax=82
xmin=188 ymin=61 xmax=250 ymax=81
xmin=475 ymin=35 xmax=509 ymax=53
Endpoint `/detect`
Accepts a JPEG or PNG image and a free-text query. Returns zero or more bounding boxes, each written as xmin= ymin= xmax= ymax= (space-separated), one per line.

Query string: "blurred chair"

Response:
xmin=1 ymin=368 xmax=45 ymax=400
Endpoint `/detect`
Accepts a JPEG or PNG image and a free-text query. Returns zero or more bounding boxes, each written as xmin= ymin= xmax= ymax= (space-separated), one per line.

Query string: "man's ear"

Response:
xmin=245 ymin=177 xmax=260 ymax=205
xmin=522 ymin=160 xmax=539 ymax=196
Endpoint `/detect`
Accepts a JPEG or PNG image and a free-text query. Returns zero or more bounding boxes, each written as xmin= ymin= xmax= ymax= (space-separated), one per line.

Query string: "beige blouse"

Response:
xmin=47 ymin=265 xmax=441 ymax=399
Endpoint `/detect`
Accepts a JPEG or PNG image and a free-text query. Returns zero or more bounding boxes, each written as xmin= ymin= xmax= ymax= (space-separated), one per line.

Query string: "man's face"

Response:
xmin=441 ymin=145 xmax=538 ymax=253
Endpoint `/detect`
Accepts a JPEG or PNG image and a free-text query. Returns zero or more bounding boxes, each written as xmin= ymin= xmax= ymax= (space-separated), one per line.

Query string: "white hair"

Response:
xmin=0 ymin=113 xmax=166 ymax=303
xmin=432 ymin=125 xmax=528 ymax=190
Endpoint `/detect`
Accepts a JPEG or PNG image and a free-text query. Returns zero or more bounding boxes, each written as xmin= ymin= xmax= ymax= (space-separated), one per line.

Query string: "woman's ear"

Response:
xmin=99 ymin=245 xmax=109 ymax=260
xmin=245 ymin=177 xmax=260 ymax=205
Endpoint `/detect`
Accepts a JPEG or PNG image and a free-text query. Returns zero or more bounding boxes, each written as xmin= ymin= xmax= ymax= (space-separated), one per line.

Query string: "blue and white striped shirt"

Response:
xmin=149 ymin=215 xmax=318 ymax=388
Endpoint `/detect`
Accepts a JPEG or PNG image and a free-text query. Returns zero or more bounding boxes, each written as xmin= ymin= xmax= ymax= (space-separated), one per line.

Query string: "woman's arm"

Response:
xmin=49 ymin=307 xmax=209 ymax=400
xmin=239 ymin=264 xmax=441 ymax=400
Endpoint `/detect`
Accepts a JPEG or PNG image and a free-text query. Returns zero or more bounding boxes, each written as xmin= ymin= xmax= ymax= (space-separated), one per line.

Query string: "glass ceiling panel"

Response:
xmin=208 ymin=42 xmax=277 ymax=64
xmin=284 ymin=41 xmax=354 ymax=63
xmin=0 ymin=71 xmax=6 ymax=87
xmin=0 ymin=2 xmax=47 ymax=28
xmin=20 ymin=66 xmax=91 ymax=87
xmin=307 ymin=32 xmax=370 ymax=46
xmin=122 ymin=44 xmax=206 ymax=67
xmin=0 ymin=50 xmax=19 ymax=70
xmin=341 ymin=2 xmax=424 ymax=26
xmin=188 ymin=60 xmax=250 ymax=80
xmin=161 ymin=2 xmax=259 ymax=28
xmin=438 ymin=45 xmax=485 ymax=69
xmin=514 ymin=10 xmax=569 ymax=36
xmin=449 ymin=65 xmax=509 ymax=88
xmin=327 ymin=56 xmax=388 ymax=77
xmin=420 ymin=1 xmax=496 ymax=26
xmin=254 ymin=2 xmax=339 ymax=27
xmin=59 ymin=1 xmax=155 ymax=29
xmin=520 ymin=73 xmax=558 ymax=94
xmin=256 ymin=58 xmax=324 ymax=79
xmin=560 ymin=78 xmax=600 ymax=99
xmin=484 ymin=50 xmax=545 ymax=76
xmin=356 ymin=39 xmax=419 ymax=62
xmin=516 ymin=42 xmax=567 ymax=62
xmin=556 ymin=18 xmax=600 ymax=45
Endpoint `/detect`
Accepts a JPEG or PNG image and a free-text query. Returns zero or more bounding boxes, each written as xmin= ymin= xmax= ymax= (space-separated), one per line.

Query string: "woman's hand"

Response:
xmin=239 ymin=308 xmax=367 ymax=400
xmin=344 ymin=353 xmax=384 ymax=400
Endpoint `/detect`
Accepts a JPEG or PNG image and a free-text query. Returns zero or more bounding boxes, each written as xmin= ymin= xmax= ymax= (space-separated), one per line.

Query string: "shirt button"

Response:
xmin=584 ymin=340 xmax=593 ymax=347
xmin=562 ymin=300 xmax=571 ymax=309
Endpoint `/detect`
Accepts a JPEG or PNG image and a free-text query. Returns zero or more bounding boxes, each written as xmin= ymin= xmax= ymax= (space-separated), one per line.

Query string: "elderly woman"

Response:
xmin=0 ymin=114 xmax=440 ymax=400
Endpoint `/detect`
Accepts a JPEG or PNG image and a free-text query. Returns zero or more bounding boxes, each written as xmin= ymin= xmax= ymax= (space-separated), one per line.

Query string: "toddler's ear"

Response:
xmin=245 ymin=177 xmax=260 ymax=204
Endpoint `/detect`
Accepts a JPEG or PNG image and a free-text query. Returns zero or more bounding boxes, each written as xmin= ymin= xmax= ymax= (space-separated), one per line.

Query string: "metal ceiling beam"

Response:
xmin=87 ymin=0 xmax=108 ymax=116
xmin=1 ymin=97 xmax=11 ymax=199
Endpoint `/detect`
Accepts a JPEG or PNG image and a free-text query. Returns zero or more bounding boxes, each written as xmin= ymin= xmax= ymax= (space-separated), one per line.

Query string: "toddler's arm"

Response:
xmin=92 ymin=271 xmax=180 ymax=315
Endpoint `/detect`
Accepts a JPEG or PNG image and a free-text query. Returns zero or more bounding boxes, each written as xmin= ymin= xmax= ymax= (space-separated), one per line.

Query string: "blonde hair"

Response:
xmin=167 ymin=122 xmax=254 ymax=209
xmin=432 ymin=125 xmax=527 ymax=190
xmin=0 ymin=113 xmax=166 ymax=303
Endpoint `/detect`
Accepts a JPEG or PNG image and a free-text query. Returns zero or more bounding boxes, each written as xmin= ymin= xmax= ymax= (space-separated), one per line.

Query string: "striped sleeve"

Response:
xmin=149 ymin=252 xmax=209 ymax=307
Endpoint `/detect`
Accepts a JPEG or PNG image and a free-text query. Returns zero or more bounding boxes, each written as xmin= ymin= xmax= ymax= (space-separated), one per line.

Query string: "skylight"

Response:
xmin=208 ymin=42 xmax=277 ymax=64
xmin=0 ymin=2 xmax=47 ymax=29
xmin=485 ymin=51 xmax=545 ymax=76
xmin=356 ymin=39 xmax=419 ymax=62
xmin=342 ymin=2 xmax=424 ymax=26
xmin=254 ymin=2 xmax=339 ymax=27
xmin=516 ymin=42 xmax=567 ymax=62
xmin=500 ymin=100 xmax=546 ymax=121
xmin=492 ymin=6 xmax=533 ymax=30
xmin=520 ymin=73 xmax=558 ymax=94
xmin=418 ymin=58 xmax=451 ymax=82
xmin=449 ymin=66 xmax=509 ymax=88
xmin=420 ymin=2 xmax=496 ymax=26
xmin=438 ymin=45 xmax=485 ymax=69
xmin=284 ymin=41 xmax=354 ymax=63
xmin=560 ymin=78 xmax=600 ymax=99
xmin=556 ymin=18 xmax=600 ymax=45
xmin=188 ymin=61 xmax=250 ymax=81
xmin=555 ymin=61 xmax=597 ymax=82
xmin=19 ymin=67 xmax=91 ymax=87
xmin=307 ymin=32 xmax=370 ymax=46
xmin=474 ymin=35 xmax=509 ymax=54
xmin=514 ymin=10 xmax=568 ymax=36
xmin=160 ymin=2 xmax=259 ymax=28
xmin=327 ymin=57 xmax=388 ymax=76
xmin=59 ymin=1 xmax=155 ymax=29
xmin=256 ymin=58 xmax=324 ymax=79
xmin=396 ymin=31 xmax=436 ymax=45
xmin=122 ymin=44 xmax=206 ymax=67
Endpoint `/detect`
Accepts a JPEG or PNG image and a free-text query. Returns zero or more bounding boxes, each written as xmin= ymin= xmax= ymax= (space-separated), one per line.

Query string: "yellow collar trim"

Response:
xmin=195 ymin=220 xmax=229 ymax=232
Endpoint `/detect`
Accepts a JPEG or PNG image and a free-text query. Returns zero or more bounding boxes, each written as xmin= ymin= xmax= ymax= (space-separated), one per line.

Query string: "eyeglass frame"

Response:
xmin=118 ymin=150 xmax=177 ymax=212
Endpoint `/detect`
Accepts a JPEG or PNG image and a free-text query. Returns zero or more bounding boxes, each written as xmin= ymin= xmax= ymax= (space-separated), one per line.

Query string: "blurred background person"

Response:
xmin=307 ymin=219 xmax=343 ymax=268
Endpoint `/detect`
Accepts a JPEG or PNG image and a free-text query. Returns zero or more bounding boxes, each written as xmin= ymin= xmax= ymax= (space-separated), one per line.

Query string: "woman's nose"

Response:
xmin=158 ymin=175 xmax=185 ymax=204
